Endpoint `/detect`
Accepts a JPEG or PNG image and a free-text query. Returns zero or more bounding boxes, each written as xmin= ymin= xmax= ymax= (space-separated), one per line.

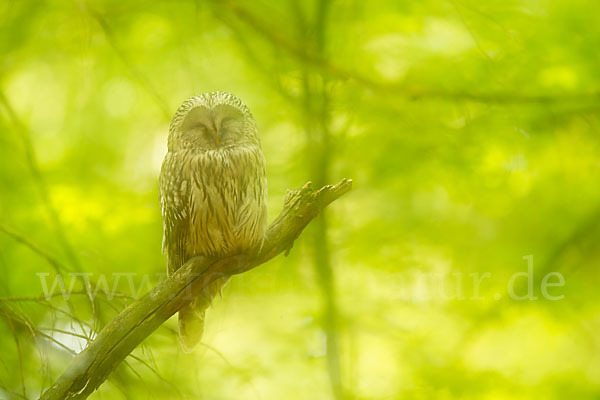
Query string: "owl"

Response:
xmin=160 ymin=92 xmax=268 ymax=352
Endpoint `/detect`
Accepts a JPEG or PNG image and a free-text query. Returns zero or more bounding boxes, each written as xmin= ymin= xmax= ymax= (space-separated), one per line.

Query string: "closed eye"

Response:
xmin=220 ymin=117 xmax=234 ymax=128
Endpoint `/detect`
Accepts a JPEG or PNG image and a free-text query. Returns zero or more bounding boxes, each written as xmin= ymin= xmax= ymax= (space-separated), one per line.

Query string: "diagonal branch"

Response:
xmin=39 ymin=179 xmax=352 ymax=400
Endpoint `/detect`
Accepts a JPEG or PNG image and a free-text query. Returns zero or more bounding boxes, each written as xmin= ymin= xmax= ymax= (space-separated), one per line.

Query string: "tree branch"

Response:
xmin=39 ymin=179 xmax=352 ymax=400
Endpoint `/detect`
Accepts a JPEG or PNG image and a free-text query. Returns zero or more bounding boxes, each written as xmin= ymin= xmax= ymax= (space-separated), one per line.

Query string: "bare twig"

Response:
xmin=0 ymin=304 xmax=78 ymax=355
xmin=0 ymin=290 xmax=132 ymax=303
xmin=6 ymin=314 xmax=27 ymax=398
xmin=0 ymin=224 xmax=68 ymax=274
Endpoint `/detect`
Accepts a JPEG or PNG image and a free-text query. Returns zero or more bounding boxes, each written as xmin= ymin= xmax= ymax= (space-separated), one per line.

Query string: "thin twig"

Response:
xmin=0 ymin=224 xmax=68 ymax=274
xmin=0 ymin=290 xmax=131 ymax=303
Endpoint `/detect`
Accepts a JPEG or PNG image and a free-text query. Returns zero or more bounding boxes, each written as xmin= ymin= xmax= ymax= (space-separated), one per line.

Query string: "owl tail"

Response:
xmin=178 ymin=304 xmax=205 ymax=353
xmin=178 ymin=277 xmax=229 ymax=352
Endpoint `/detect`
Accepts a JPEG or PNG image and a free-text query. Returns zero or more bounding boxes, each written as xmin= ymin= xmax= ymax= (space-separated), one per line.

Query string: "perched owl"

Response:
xmin=160 ymin=92 xmax=268 ymax=352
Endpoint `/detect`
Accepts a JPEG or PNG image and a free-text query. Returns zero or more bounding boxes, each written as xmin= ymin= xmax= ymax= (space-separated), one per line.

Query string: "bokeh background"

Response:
xmin=1 ymin=0 xmax=600 ymax=399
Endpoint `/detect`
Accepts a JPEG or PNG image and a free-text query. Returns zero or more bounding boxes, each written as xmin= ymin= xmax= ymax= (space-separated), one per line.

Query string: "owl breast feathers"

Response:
xmin=159 ymin=92 xmax=267 ymax=351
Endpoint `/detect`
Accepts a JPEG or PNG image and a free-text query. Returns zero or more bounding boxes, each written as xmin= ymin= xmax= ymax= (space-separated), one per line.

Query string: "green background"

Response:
xmin=1 ymin=0 xmax=599 ymax=398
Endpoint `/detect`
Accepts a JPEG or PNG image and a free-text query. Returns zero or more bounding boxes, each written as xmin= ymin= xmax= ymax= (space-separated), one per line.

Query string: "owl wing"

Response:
xmin=159 ymin=151 xmax=190 ymax=276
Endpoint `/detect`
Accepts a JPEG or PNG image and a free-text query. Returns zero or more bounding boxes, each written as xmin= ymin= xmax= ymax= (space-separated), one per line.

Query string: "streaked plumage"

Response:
xmin=160 ymin=92 xmax=267 ymax=351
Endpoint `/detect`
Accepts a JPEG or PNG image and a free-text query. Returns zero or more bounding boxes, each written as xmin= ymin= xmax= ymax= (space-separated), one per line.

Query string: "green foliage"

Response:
xmin=1 ymin=0 xmax=599 ymax=398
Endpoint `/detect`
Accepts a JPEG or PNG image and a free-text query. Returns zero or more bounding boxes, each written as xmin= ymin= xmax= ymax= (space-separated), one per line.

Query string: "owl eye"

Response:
xmin=220 ymin=117 xmax=233 ymax=128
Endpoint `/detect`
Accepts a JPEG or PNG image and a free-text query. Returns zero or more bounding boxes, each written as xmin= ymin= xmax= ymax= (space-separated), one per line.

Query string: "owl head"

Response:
xmin=168 ymin=91 xmax=260 ymax=151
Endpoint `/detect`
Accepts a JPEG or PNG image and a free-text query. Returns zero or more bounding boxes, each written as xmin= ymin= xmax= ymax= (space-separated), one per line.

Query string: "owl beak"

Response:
xmin=209 ymin=114 xmax=221 ymax=146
